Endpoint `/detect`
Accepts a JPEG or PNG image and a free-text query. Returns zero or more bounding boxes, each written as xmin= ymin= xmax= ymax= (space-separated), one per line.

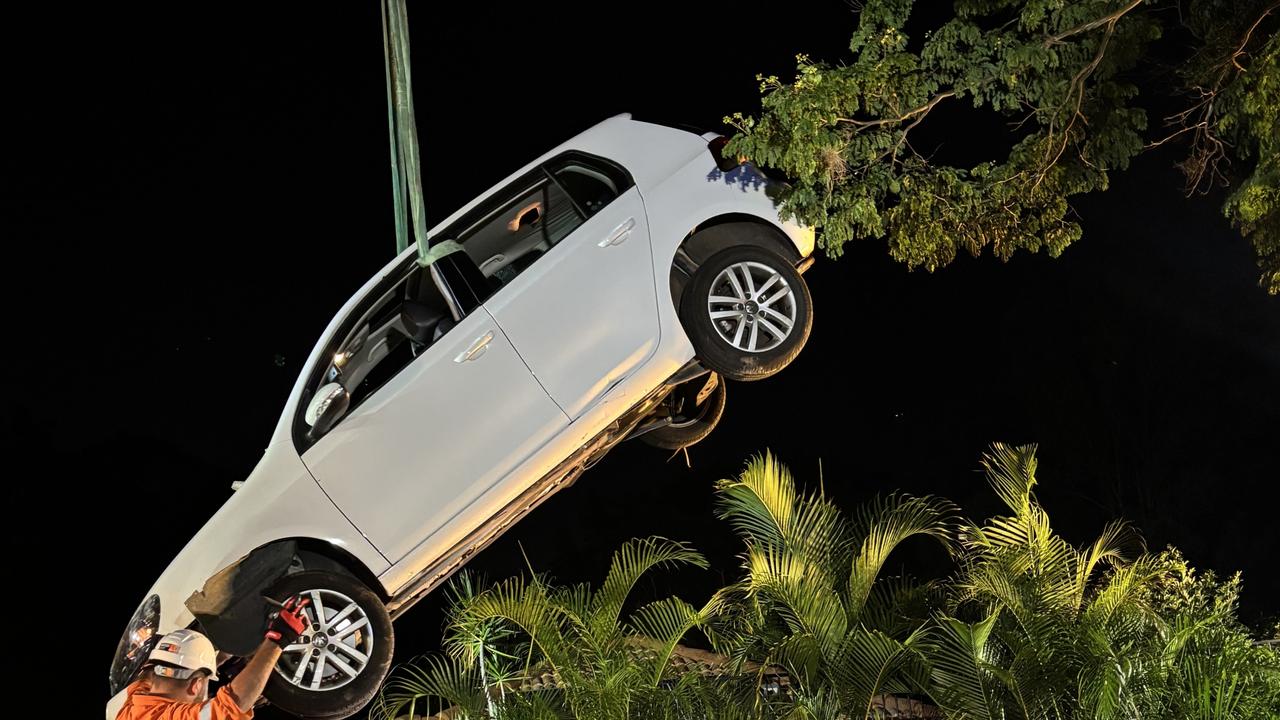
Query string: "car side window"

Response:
xmin=296 ymin=263 xmax=454 ymax=447
xmin=548 ymin=159 xmax=622 ymax=218
xmin=456 ymin=154 xmax=631 ymax=288
xmin=335 ymin=266 xmax=454 ymax=409
xmin=457 ymin=177 xmax=580 ymax=286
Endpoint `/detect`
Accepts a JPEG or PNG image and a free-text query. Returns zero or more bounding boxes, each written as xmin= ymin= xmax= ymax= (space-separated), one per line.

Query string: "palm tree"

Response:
xmin=372 ymin=444 xmax=1278 ymax=720
xmin=930 ymin=442 xmax=1280 ymax=720
xmin=707 ymin=451 xmax=956 ymax=719
xmin=921 ymin=442 xmax=1158 ymax=719
xmin=372 ymin=537 xmax=741 ymax=720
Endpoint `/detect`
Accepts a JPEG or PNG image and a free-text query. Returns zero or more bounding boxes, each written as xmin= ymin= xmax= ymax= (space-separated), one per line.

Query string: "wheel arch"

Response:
xmin=668 ymin=215 xmax=802 ymax=313
xmin=186 ymin=538 xmax=390 ymax=656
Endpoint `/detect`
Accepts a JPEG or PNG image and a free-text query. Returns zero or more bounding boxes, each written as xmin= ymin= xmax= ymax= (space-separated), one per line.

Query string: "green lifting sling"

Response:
xmin=381 ymin=0 xmax=462 ymax=265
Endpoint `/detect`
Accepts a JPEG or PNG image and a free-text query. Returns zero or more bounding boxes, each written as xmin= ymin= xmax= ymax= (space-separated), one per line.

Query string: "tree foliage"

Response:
xmin=1173 ymin=0 xmax=1280 ymax=294
xmin=370 ymin=538 xmax=739 ymax=720
xmin=374 ymin=446 xmax=1280 ymax=719
xmin=724 ymin=0 xmax=1279 ymax=292
xmin=706 ymin=452 xmax=956 ymax=718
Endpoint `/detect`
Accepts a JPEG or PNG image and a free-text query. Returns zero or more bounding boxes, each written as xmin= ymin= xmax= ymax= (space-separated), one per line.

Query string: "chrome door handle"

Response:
xmin=597 ymin=217 xmax=636 ymax=247
xmin=454 ymin=331 xmax=494 ymax=363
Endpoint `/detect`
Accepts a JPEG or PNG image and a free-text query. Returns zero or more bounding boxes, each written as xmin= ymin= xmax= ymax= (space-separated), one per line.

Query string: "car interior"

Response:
xmin=460 ymin=177 xmax=577 ymax=286
xmin=323 ymin=264 xmax=456 ymax=410
xmin=307 ymin=158 xmax=624 ymax=425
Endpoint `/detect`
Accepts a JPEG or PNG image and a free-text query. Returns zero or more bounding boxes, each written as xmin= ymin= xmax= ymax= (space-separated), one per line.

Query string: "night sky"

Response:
xmin=13 ymin=3 xmax=1278 ymax=713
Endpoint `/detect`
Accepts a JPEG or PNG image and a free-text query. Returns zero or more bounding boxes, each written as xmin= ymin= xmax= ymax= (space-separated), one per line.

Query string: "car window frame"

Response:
xmin=293 ymin=254 xmax=420 ymax=453
xmin=441 ymin=151 xmax=632 ymax=250
xmin=292 ymin=150 xmax=633 ymax=453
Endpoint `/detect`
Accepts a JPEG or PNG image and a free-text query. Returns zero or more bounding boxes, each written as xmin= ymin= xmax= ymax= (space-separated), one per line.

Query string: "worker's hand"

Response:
xmin=265 ymin=595 xmax=311 ymax=648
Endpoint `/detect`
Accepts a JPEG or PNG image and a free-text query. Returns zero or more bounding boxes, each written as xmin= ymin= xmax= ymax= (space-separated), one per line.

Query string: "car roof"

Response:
xmin=423 ymin=114 xmax=705 ymax=240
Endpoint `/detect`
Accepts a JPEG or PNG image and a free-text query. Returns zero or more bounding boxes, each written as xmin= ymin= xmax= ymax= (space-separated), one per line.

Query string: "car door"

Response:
xmin=300 ymin=268 xmax=569 ymax=564
xmin=481 ymin=155 xmax=659 ymax=419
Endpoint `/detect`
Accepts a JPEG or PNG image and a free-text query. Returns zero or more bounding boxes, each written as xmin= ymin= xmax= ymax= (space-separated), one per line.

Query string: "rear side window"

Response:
xmin=548 ymin=159 xmax=623 ymax=217
xmin=452 ymin=153 xmax=633 ymax=287
xmin=459 ymin=177 xmax=580 ymax=283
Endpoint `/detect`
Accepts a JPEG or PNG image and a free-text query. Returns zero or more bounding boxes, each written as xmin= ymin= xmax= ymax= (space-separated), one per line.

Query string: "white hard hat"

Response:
xmin=146 ymin=629 xmax=219 ymax=681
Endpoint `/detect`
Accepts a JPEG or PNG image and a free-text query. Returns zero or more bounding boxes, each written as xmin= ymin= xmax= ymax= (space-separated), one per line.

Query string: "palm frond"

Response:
xmin=743 ymin=544 xmax=848 ymax=655
xmin=828 ymin=623 xmax=932 ymax=719
xmin=929 ymin=613 xmax=1005 ymax=720
xmin=980 ymin=442 xmax=1040 ymax=517
xmin=593 ymin=536 xmax=707 ymax=635
xmin=860 ymin=575 xmax=940 ymax=637
xmin=716 ymin=452 xmax=850 ymax=571
xmin=628 ymin=594 xmax=723 ymax=685
xmin=768 ymin=631 xmax=825 ymax=690
xmin=456 ymin=575 xmax=569 ymax=676
xmin=1074 ymin=520 xmax=1140 ymax=609
xmin=372 ymin=654 xmax=487 ymax=720
xmin=847 ymin=493 xmax=955 ymax=620
xmin=715 ymin=452 xmax=799 ymax=546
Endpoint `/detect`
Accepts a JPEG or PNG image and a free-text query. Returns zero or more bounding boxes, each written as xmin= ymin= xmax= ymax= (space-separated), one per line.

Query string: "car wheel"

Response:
xmin=641 ymin=372 xmax=727 ymax=450
xmin=680 ymin=246 xmax=812 ymax=381
xmin=262 ymin=571 xmax=393 ymax=720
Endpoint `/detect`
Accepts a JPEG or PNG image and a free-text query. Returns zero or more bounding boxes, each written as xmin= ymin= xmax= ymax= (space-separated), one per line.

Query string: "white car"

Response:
xmin=107 ymin=113 xmax=815 ymax=719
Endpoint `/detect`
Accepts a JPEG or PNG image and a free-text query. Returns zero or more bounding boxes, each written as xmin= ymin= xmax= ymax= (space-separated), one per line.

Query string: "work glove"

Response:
xmin=265 ymin=594 xmax=312 ymax=647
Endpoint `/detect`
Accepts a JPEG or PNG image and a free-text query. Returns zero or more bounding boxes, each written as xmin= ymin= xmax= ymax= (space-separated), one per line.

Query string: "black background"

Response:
xmin=11 ymin=3 xmax=1278 ymax=714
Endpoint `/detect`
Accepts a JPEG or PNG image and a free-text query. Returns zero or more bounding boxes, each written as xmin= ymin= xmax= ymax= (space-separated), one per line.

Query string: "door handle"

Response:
xmin=454 ymin=330 xmax=494 ymax=363
xmin=597 ymin=217 xmax=636 ymax=247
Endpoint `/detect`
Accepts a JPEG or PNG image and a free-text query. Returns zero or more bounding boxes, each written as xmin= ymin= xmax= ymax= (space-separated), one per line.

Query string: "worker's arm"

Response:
xmin=226 ymin=640 xmax=283 ymax=714
xmin=227 ymin=596 xmax=312 ymax=714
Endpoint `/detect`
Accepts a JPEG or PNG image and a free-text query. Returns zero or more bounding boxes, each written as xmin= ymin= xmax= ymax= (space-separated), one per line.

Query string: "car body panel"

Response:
xmin=374 ymin=343 xmax=693 ymax=595
xmin=301 ymin=306 xmax=570 ymax=563
xmin=641 ymin=158 xmax=816 ymax=356
xmin=485 ymin=186 xmax=660 ymax=420
xmin=136 ymin=443 xmax=388 ymax=637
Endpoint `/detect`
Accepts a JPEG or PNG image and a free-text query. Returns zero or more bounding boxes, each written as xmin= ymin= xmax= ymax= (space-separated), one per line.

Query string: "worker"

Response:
xmin=116 ymin=595 xmax=312 ymax=720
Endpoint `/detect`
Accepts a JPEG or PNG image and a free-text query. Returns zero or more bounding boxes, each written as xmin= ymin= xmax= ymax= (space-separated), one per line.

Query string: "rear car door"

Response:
xmin=465 ymin=153 xmax=659 ymax=419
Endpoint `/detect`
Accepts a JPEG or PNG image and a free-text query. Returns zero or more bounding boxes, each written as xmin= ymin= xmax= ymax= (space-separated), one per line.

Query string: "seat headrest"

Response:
xmin=400 ymin=301 xmax=446 ymax=345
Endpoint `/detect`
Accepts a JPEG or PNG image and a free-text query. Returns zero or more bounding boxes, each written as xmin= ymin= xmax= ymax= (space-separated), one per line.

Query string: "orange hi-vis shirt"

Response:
xmin=116 ymin=680 xmax=253 ymax=720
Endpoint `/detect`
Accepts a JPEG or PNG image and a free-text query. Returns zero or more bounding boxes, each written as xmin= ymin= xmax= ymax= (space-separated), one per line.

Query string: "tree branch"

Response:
xmin=1043 ymin=0 xmax=1145 ymax=46
xmin=1155 ymin=3 xmax=1274 ymax=195
xmin=836 ymin=90 xmax=956 ymax=129
xmin=1229 ymin=3 xmax=1277 ymax=71
xmin=1035 ymin=16 xmax=1120 ymax=188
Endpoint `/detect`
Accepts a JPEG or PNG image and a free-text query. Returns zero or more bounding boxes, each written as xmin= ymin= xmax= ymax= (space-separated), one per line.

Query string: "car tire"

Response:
xmin=641 ymin=372 xmax=727 ymax=450
xmin=680 ymin=246 xmax=812 ymax=381
xmin=262 ymin=571 xmax=393 ymax=720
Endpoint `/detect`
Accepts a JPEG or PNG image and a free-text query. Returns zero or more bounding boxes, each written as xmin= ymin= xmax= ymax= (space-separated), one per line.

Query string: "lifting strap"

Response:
xmin=381 ymin=0 xmax=442 ymax=266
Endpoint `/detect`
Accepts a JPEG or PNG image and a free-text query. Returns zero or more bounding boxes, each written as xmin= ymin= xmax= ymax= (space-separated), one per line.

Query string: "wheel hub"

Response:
xmin=707 ymin=260 xmax=797 ymax=353
xmin=272 ymin=588 xmax=373 ymax=692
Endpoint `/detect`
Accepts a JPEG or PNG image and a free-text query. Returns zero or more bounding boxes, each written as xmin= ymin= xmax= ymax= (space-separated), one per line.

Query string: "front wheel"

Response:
xmin=262 ymin=571 xmax=394 ymax=720
xmin=680 ymin=246 xmax=812 ymax=381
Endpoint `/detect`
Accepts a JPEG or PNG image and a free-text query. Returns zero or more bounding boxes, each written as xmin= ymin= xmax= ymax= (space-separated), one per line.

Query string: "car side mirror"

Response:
xmin=304 ymin=382 xmax=351 ymax=439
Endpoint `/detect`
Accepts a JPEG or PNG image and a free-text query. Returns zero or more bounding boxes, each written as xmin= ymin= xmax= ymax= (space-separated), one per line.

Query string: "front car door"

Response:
xmin=297 ymin=261 xmax=568 ymax=563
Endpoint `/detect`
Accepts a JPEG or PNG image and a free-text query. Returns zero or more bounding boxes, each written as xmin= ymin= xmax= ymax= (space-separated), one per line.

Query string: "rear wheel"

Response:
xmin=262 ymin=571 xmax=393 ymax=720
xmin=641 ymin=372 xmax=727 ymax=450
xmin=679 ymin=246 xmax=812 ymax=381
